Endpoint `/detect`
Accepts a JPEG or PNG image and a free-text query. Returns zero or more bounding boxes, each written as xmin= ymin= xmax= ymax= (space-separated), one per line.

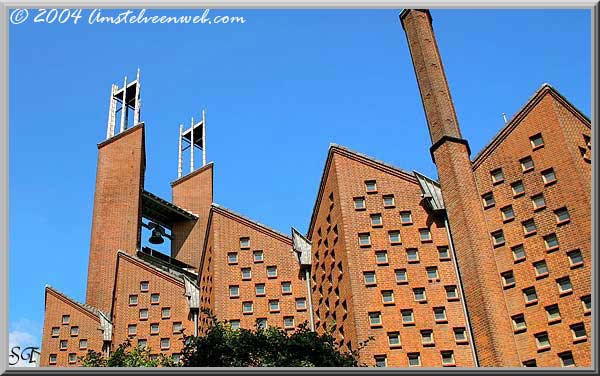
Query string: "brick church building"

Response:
xmin=39 ymin=9 xmax=592 ymax=367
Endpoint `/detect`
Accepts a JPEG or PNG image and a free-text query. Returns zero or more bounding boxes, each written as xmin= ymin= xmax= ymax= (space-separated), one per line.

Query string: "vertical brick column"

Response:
xmin=400 ymin=10 xmax=519 ymax=366
xmin=171 ymin=163 xmax=213 ymax=270
xmin=85 ymin=124 xmax=146 ymax=314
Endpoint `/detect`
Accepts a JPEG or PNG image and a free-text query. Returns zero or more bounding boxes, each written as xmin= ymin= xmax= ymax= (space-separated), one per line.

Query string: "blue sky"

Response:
xmin=9 ymin=8 xmax=591 ymax=351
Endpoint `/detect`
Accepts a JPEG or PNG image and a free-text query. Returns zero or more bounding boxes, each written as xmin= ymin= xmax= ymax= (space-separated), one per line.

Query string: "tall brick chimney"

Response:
xmin=400 ymin=9 xmax=520 ymax=367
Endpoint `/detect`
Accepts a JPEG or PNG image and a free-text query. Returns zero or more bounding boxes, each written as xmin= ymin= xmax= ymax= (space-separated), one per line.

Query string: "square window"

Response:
xmin=266 ymin=266 xmax=278 ymax=278
xmin=240 ymin=237 xmax=250 ymax=248
xmin=138 ymin=339 xmax=147 ymax=347
xmin=150 ymin=293 xmax=160 ymax=304
xmin=296 ymin=298 xmax=307 ymax=310
xmin=256 ymin=318 xmax=267 ymax=330
xmin=395 ymin=269 xmax=407 ymax=283
xmin=374 ymin=355 xmax=387 ymax=367
xmin=482 ymin=192 xmax=495 ymax=208
xmin=229 ymin=285 xmax=240 ymax=298
xmin=557 ymin=277 xmax=572 ymax=294
xmin=535 ymin=332 xmax=550 ymax=350
xmin=139 ymin=309 xmax=148 ymax=320
xmin=284 ymin=316 xmax=295 ymax=328
xmin=522 ymin=359 xmax=537 ymax=367
xmin=269 ymin=300 xmax=280 ymax=312
xmin=512 ymin=314 xmax=526 ymax=331
xmin=229 ymin=320 xmax=240 ymax=330
xmin=544 ymin=233 xmax=559 ymax=251
xmin=419 ymin=228 xmax=432 ymax=242
xmin=520 ymin=156 xmax=535 ymax=172
xmin=59 ymin=340 xmax=68 ymax=350
xmin=128 ymin=324 xmax=137 ymax=336
xmin=281 ymin=282 xmax=292 ymax=294
xmin=363 ymin=271 xmax=376 ymax=285
xmin=542 ymin=168 xmax=557 ymax=185
xmin=413 ymin=288 xmax=426 ymax=302
xmin=408 ymin=353 xmax=421 ymax=367
xmin=243 ymin=301 xmax=253 ymax=313
xmin=388 ymin=332 xmax=401 ymax=347
xmin=555 ymin=207 xmax=570 ymax=224
xmin=406 ymin=248 xmax=419 ymax=262
xmin=253 ymin=250 xmax=264 ymax=263
xmin=559 ymin=351 xmax=575 ymax=367
xmin=523 ymin=287 xmax=538 ymax=304
xmin=381 ymin=290 xmax=394 ymax=304
xmin=401 ymin=309 xmax=414 ymax=324
xmin=441 ymin=351 xmax=455 ymax=366
xmin=522 ymin=219 xmax=537 ymax=236
xmin=358 ymin=233 xmax=371 ymax=246
xmin=160 ymin=338 xmax=170 ymax=350
xmin=150 ymin=323 xmax=159 ymax=334
xmin=530 ymin=133 xmax=544 ymax=149
xmin=353 ymin=197 xmax=366 ymax=210
xmin=438 ymin=246 xmax=450 ymax=260
xmin=68 ymin=353 xmax=77 ymax=364
xmin=79 ymin=339 xmax=88 ymax=349
xmin=365 ymin=180 xmax=377 ymax=192
xmin=501 ymin=205 xmax=515 ymax=222
xmin=512 ymin=244 xmax=526 ymax=261
xmin=581 ymin=295 xmax=591 ymax=313
xmin=400 ymin=211 xmax=413 ymax=224
xmin=511 ymin=180 xmax=525 ymax=196
xmin=370 ymin=213 xmax=383 ymax=226
xmin=545 ymin=304 xmax=561 ymax=322
xmin=453 ymin=327 xmax=467 ymax=342
xmin=173 ymin=322 xmax=183 ymax=334
xmin=375 ymin=251 xmax=388 ymax=264
xmin=570 ymin=323 xmax=587 ymax=341
xmin=140 ymin=281 xmax=149 ymax=292
xmin=533 ymin=260 xmax=549 ymax=277
xmin=531 ymin=194 xmax=546 ymax=210
xmin=491 ymin=230 xmax=505 ymax=246
xmin=255 ymin=283 xmax=266 ymax=296
xmin=426 ymin=267 xmax=439 ymax=280
xmin=62 ymin=315 xmax=70 ymax=325
xmin=421 ymin=330 xmax=434 ymax=345
xmin=368 ymin=311 xmax=382 ymax=326
xmin=388 ymin=230 xmax=401 ymax=244
xmin=434 ymin=307 xmax=447 ymax=322
xmin=445 ymin=285 xmax=458 ymax=300
xmin=161 ymin=307 xmax=171 ymax=319
xmin=227 ymin=252 xmax=238 ymax=264
xmin=491 ymin=168 xmax=505 ymax=184
xmin=567 ymin=249 xmax=583 ymax=267
xmin=51 ymin=327 xmax=59 ymax=337
xmin=129 ymin=295 xmax=138 ymax=305
xmin=49 ymin=354 xmax=57 ymax=364
xmin=383 ymin=195 xmax=395 ymax=208
xmin=241 ymin=268 xmax=252 ymax=280
xmin=501 ymin=271 xmax=516 ymax=287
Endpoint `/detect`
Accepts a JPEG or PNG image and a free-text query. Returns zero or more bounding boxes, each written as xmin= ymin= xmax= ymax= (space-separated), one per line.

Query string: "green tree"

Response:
xmin=79 ymin=340 xmax=178 ymax=367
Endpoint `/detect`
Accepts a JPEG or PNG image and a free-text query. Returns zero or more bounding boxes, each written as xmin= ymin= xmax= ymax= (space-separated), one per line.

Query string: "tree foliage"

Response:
xmin=79 ymin=340 xmax=177 ymax=367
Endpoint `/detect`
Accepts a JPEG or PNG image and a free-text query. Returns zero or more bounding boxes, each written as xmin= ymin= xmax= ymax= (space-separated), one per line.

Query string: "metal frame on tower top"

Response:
xmin=106 ymin=68 xmax=141 ymax=140
xmin=178 ymin=110 xmax=206 ymax=178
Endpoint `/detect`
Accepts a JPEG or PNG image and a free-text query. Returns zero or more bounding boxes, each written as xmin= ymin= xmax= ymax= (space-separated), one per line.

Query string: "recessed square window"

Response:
xmin=438 ymin=246 xmax=450 ymax=260
xmin=374 ymin=355 xmax=387 ymax=367
xmin=242 ymin=301 xmax=253 ymax=314
xmin=482 ymin=192 xmax=495 ymax=208
xmin=400 ymin=211 xmax=413 ymax=225
xmin=266 ymin=266 xmax=278 ymax=278
xmin=581 ymin=295 xmax=591 ymax=313
xmin=229 ymin=285 xmax=240 ymax=298
xmin=128 ymin=324 xmax=137 ymax=336
xmin=375 ymin=251 xmax=388 ymax=264
xmin=511 ymin=180 xmax=525 ymax=196
xmin=555 ymin=207 xmax=570 ymax=224
xmin=138 ymin=339 xmax=147 ymax=348
xmin=441 ymin=351 xmax=455 ymax=366
xmin=520 ymin=156 xmax=535 ymax=172
xmin=557 ymin=277 xmax=572 ymax=294
xmin=530 ymin=133 xmax=544 ymax=149
xmin=368 ymin=311 xmax=382 ymax=326
xmin=501 ymin=205 xmax=515 ymax=222
xmin=531 ymin=194 xmax=546 ymax=211
xmin=353 ymin=197 xmax=366 ymax=210
xmin=383 ymin=195 xmax=395 ymax=208
xmin=491 ymin=168 xmax=505 ymax=184
xmin=255 ymin=283 xmax=266 ymax=296
xmin=522 ymin=219 xmax=537 ymax=236
xmin=139 ymin=308 xmax=148 ymax=320
xmin=571 ymin=323 xmax=587 ymax=342
xmin=421 ymin=329 xmax=434 ymax=345
xmin=59 ymin=340 xmax=68 ymax=350
xmin=512 ymin=244 xmax=526 ymax=262
xmin=426 ymin=267 xmax=439 ymax=280
xmin=49 ymin=354 xmax=57 ymax=364
xmin=381 ymin=290 xmax=394 ymax=304
xmin=522 ymin=360 xmax=537 ymax=368
xmin=150 ymin=293 xmax=160 ymax=304
xmin=281 ymin=281 xmax=292 ymax=294
xmin=559 ymin=351 xmax=575 ymax=367
xmin=533 ymin=260 xmax=549 ymax=278
xmin=370 ymin=213 xmax=383 ymax=227
xmin=401 ymin=309 xmax=414 ymax=324
xmin=491 ymin=230 xmax=505 ymax=246
xmin=523 ymin=287 xmax=538 ymax=304
xmin=406 ymin=248 xmax=419 ymax=263
xmin=407 ymin=353 xmax=421 ymax=367
xmin=358 ymin=233 xmax=371 ymax=247
xmin=535 ymin=332 xmax=550 ymax=350
xmin=160 ymin=338 xmax=170 ymax=350
xmin=388 ymin=332 xmax=401 ymax=347
xmin=363 ymin=271 xmax=376 ymax=285
xmin=241 ymin=267 xmax=252 ymax=280
xmin=173 ymin=322 xmax=183 ymax=334
xmin=68 ymin=353 xmax=77 ymax=364
xmin=541 ymin=168 xmax=556 ymax=185
xmin=544 ymin=233 xmax=559 ymax=251
xmin=445 ymin=285 xmax=458 ymax=300
xmin=62 ymin=315 xmax=70 ymax=325
xmin=419 ymin=228 xmax=432 ymax=242
xmin=567 ymin=249 xmax=583 ymax=267
xmin=544 ymin=304 xmax=561 ymax=324
xmin=296 ymin=298 xmax=307 ymax=310
xmin=150 ymin=323 xmax=159 ymax=334
xmin=256 ymin=318 xmax=267 ymax=330
xmin=227 ymin=252 xmax=238 ymax=264
xmin=433 ymin=307 xmax=447 ymax=322
xmin=413 ymin=288 xmax=426 ymax=302
xmin=79 ymin=339 xmax=88 ymax=349
xmin=51 ymin=327 xmax=59 ymax=337
xmin=284 ymin=316 xmax=295 ymax=328
xmin=501 ymin=271 xmax=516 ymax=287
xmin=512 ymin=314 xmax=526 ymax=331
xmin=240 ymin=237 xmax=250 ymax=248
xmin=140 ymin=281 xmax=149 ymax=292
xmin=388 ymin=230 xmax=401 ymax=244
xmin=269 ymin=300 xmax=280 ymax=312
xmin=395 ymin=269 xmax=407 ymax=284
xmin=253 ymin=250 xmax=264 ymax=263
xmin=453 ymin=327 xmax=467 ymax=343
xmin=365 ymin=180 xmax=377 ymax=193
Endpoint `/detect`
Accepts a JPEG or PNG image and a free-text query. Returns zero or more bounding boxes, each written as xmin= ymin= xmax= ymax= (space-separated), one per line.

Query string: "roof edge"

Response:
xmin=45 ymin=285 xmax=105 ymax=322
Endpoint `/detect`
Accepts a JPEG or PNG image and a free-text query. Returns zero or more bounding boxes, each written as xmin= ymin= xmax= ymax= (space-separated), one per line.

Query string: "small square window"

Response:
xmin=571 ymin=323 xmax=587 ymax=341
xmin=256 ymin=318 xmax=267 ymax=330
xmin=243 ymin=301 xmax=253 ymax=313
xmin=281 ymin=282 xmax=292 ymax=294
xmin=240 ymin=237 xmax=250 ymax=248
xmin=383 ymin=195 xmax=395 ymax=208
xmin=426 ymin=267 xmax=439 ymax=280
xmin=241 ymin=268 xmax=252 ymax=280
xmin=375 ymin=251 xmax=388 ymax=264
xmin=555 ymin=207 xmax=570 ymax=224
xmin=370 ymin=213 xmax=383 ymax=227
xmin=557 ymin=277 xmax=572 ymax=294
xmin=229 ymin=285 xmax=240 ymax=298
xmin=255 ymin=283 xmax=266 ymax=296
xmin=441 ymin=351 xmax=455 ymax=366
xmin=140 ymin=281 xmax=149 ymax=292
xmin=421 ymin=329 xmax=434 ymax=345
xmin=535 ymin=332 xmax=550 ymax=350
xmin=445 ymin=285 xmax=458 ymax=300
xmin=438 ymin=246 xmax=450 ymax=260
xmin=533 ymin=260 xmax=549 ymax=278
xmin=139 ymin=308 xmax=148 ymax=320
xmin=434 ymin=307 xmax=447 ymax=322
xmin=150 ymin=323 xmax=159 ymax=334
xmin=395 ymin=269 xmax=407 ymax=284
xmin=79 ymin=339 xmax=88 ymax=349
xmin=284 ymin=316 xmax=295 ymax=328
xmin=374 ymin=355 xmax=387 ymax=367
xmin=173 ymin=322 xmax=183 ymax=334
xmin=407 ymin=353 xmax=421 ymax=367
xmin=512 ymin=244 xmax=526 ymax=262
xmin=161 ymin=307 xmax=171 ymax=319
xmin=62 ymin=315 xmax=70 ymax=325
xmin=531 ymin=194 xmax=546 ymax=211
xmin=491 ymin=168 xmax=505 ymax=184
xmin=49 ymin=354 xmax=57 ymax=364
xmin=419 ymin=228 xmax=432 ymax=242
xmin=491 ymin=230 xmax=505 ymax=246
xmin=482 ymin=192 xmax=495 ymax=208
xmin=559 ymin=351 xmax=575 ymax=367
xmin=453 ymin=327 xmax=467 ymax=342
xmin=266 ymin=266 xmax=278 ymax=278
xmin=501 ymin=271 xmax=516 ymax=287
xmin=512 ymin=314 xmax=526 ymax=331
xmin=363 ymin=271 xmax=376 ymax=285
xmin=382 ymin=290 xmax=394 ymax=304
xmin=68 ymin=353 xmax=77 ymax=364
xmin=138 ymin=339 xmax=147 ymax=348
xmin=358 ymin=233 xmax=371 ymax=246
xmin=128 ymin=324 xmax=137 ymax=336
xmin=520 ymin=156 xmax=535 ymax=172
xmin=354 ymin=197 xmax=366 ymax=210
xmin=522 ymin=219 xmax=537 ymax=236
xmin=581 ymin=295 xmax=591 ymax=313
xmin=59 ymin=340 xmax=68 ymax=350
xmin=545 ymin=304 xmax=561 ymax=322
xmin=401 ymin=309 xmax=414 ymax=324
xmin=388 ymin=230 xmax=401 ymax=244
xmin=400 ymin=211 xmax=413 ymax=224
xmin=229 ymin=320 xmax=240 ymax=330
xmin=544 ymin=233 xmax=559 ymax=251
xmin=542 ymin=168 xmax=556 ymax=185
xmin=269 ymin=300 xmax=280 ymax=312
xmin=414 ymin=288 xmax=427 ymax=302
xmin=160 ymin=338 xmax=170 ymax=350
xmin=522 ymin=359 xmax=537 ymax=367
xmin=129 ymin=294 xmax=138 ymax=305
xmin=523 ymin=287 xmax=538 ymax=304
xmin=368 ymin=311 xmax=382 ymax=326
xmin=296 ymin=298 xmax=307 ymax=310
xmin=530 ymin=133 xmax=544 ymax=149
xmin=227 ymin=252 xmax=238 ymax=264
xmin=51 ymin=327 xmax=59 ymax=337
xmin=150 ymin=293 xmax=160 ymax=304
xmin=406 ymin=248 xmax=419 ymax=263
xmin=511 ymin=180 xmax=525 ymax=196
xmin=253 ymin=250 xmax=264 ymax=263
xmin=388 ymin=332 xmax=401 ymax=347
xmin=567 ymin=249 xmax=584 ymax=267
xmin=501 ymin=205 xmax=515 ymax=222
xmin=365 ymin=180 xmax=377 ymax=193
